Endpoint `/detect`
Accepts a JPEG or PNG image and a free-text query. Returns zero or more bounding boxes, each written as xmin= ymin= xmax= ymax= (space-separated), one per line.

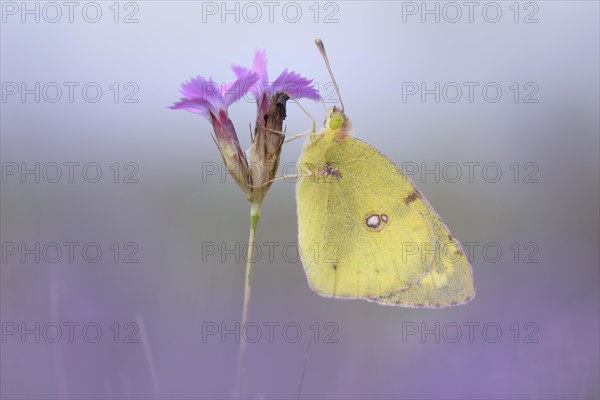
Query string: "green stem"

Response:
xmin=235 ymin=201 xmax=261 ymax=399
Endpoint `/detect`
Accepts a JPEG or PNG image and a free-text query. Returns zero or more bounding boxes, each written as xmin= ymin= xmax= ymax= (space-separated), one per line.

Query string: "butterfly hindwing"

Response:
xmin=369 ymin=204 xmax=476 ymax=308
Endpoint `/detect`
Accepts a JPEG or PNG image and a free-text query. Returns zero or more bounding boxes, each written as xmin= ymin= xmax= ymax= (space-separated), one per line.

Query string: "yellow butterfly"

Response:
xmin=295 ymin=40 xmax=475 ymax=308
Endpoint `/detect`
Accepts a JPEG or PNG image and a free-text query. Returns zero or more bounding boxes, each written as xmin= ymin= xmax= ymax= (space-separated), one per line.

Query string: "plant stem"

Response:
xmin=235 ymin=201 xmax=261 ymax=399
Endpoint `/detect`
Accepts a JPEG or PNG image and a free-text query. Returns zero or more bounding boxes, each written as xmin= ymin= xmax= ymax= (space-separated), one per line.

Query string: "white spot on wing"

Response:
xmin=366 ymin=215 xmax=381 ymax=228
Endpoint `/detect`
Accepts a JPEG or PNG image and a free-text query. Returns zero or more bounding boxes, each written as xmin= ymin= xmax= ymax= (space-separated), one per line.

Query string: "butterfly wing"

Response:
xmin=296 ymin=135 xmax=475 ymax=307
xmin=369 ymin=204 xmax=476 ymax=308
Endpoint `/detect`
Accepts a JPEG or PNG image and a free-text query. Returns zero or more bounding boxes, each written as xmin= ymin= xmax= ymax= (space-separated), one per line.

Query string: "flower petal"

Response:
xmin=271 ymin=69 xmax=321 ymax=101
xmin=251 ymin=49 xmax=269 ymax=83
xmin=231 ymin=65 xmax=249 ymax=78
xmin=169 ymin=97 xmax=215 ymax=117
xmin=232 ymin=50 xmax=269 ymax=99
xmin=222 ymin=71 xmax=260 ymax=108
xmin=178 ymin=75 xmax=223 ymax=110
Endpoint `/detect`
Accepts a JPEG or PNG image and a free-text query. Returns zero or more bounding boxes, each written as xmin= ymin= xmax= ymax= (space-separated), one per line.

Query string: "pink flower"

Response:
xmin=170 ymin=72 xmax=259 ymax=198
xmin=232 ymin=50 xmax=320 ymax=120
xmin=169 ymin=50 xmax=320 ymax=201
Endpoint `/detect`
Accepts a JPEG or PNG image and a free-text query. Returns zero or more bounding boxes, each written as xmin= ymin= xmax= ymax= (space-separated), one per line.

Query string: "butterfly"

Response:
xmin=295 ymin=40 xmax=475 ymax=308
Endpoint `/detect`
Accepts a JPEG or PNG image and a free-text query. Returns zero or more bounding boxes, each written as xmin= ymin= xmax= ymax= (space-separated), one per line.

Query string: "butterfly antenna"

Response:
xmin=315 ymin=39 xmax=345 ymax=112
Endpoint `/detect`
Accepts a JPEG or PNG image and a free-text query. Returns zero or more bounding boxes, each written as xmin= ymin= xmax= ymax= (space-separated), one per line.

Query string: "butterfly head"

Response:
xmin=324 ymin=106 xmax=352 ymax=140
xmin=315 ymin=40 xmax=351 ymax=140
xmin=325 ymin=106 xmax=344 ymax=129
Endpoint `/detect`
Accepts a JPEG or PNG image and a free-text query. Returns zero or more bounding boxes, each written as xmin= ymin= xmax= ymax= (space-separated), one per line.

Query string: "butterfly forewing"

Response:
xmin=298 ymin=135 xmax=433 ymax=299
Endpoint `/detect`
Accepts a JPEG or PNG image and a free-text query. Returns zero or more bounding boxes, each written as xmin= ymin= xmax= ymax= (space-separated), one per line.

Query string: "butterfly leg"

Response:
xmin=249 ymin=171 xmax=314 ymax=188
xmin=289 ymin=97 xmax=317 ymax=134
xmin=284 ymin=132 xmax=324 ymax=143
xmin=263 ymin=127 xmax=323 ymax=143
xmin=262 ymin=97 xmax=325 ymax=143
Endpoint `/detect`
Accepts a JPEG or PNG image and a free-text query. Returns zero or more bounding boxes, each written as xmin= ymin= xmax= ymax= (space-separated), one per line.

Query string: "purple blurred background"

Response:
xmin=1 ymin=1 xmax=598 ymax=399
